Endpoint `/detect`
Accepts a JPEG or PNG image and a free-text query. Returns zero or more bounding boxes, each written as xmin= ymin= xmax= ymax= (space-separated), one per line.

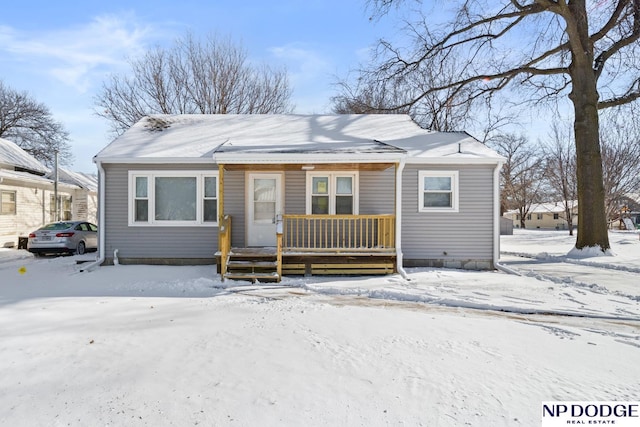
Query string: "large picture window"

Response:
xmin=306 ymin=172 xmax=358 ymax=215
xmin=129 ymin=171 xmax=218 ymax=226
xmin=418 ymin=171 xmax=459 ymax=212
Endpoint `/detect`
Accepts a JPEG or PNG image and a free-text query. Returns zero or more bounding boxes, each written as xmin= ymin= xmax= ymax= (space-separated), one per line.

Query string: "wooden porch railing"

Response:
xmin=281 ymin=214 xmax=395 ymax=252
xmin=219 ymin=215 xmax=232 ymax=279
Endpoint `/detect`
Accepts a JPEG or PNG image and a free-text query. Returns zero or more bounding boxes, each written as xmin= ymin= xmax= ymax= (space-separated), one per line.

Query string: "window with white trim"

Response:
xmin=306 ymin=172 xmax=358 ymax=215
xmin=49 ymin=194 xmax=72 ymax=221
xmin=1 ymin=190 xmax=16 ymax=215
xmin=129 ymin=171 xmax=218 ymax=226
xmin=418 ymin=171 xmax=459 ymax=212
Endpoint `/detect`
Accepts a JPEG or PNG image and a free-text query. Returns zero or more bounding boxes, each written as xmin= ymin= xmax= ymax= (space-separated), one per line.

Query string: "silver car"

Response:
xmin=27 ymin=221 xmax=98 ymax=256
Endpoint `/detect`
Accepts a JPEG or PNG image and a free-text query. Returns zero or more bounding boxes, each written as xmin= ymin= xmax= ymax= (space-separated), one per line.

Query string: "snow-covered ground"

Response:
xmin=1 ymin=229 xmax=638 ymax=426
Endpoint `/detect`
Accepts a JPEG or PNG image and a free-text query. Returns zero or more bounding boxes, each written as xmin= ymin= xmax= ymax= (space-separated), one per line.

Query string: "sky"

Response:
xmin=1 ymin=1 xmax=401 ymax=173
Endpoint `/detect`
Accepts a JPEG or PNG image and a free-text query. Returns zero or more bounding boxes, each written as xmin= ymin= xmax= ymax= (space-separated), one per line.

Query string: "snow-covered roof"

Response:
xmin=0 ymin=137 xmax=49 ymax=174
xmin=506 ymin=201 xmax=578 ymax=215
xmin=48 ymin=168 xmax=98 ymax=192
xmin=388 ymin=131 xmax=504 ymax=164
xmin=0 ymin=169 xmax=79 ymax=190
xmin=94 ymin=114 xmax=504 ymax=165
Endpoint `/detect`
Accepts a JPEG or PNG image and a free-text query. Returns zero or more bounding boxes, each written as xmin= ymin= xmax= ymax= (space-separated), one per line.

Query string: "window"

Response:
xmin=134 ymin=176 xmax=149 ymax=222
xmin=203 ymin=176 xmax=218 ymax=222
xmin=553 ymin=213 xmax=559 ymax=220
xmin=526 ymin=214 xmax=532 ymax=221
xmin=537 ymin=213 xmax=543 ymax=220
xmin=62 ymin=197 xmax=72 ymax=220
xmin=49 ymin=195 xmax=72 ymax=221
xmin=1 ymin=191 xmax=16 ymax=215
xmin=129 ymin=171 xmax=218 ymax=226
xmin=306 ymin=172 xmax=358 ymax=215
xmin=418 ymin=171 xmax=459 ymax=212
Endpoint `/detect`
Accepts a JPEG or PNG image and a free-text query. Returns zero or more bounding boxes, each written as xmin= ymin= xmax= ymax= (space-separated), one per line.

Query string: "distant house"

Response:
xmin=92 ymin=114 xmax=505 ymax=279
xmin=0 ymin=137 xmax=97 ymax=248
xmin=504 ymin=202 xmax=578 ymax=230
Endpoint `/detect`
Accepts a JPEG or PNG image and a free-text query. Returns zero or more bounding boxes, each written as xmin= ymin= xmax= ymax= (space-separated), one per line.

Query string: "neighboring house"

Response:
xmin=92 ymin=114 xmax=505 ymax=279
xmin=504 ymin=202 xmax=578 ymax=230
xmin=0 ymin=137 xmax=98 ymax=248
xmin=50 ymin=168 xmax=99 ymax=225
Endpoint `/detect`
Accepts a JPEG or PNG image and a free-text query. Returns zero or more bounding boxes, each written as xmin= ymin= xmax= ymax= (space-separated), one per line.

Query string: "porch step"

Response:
xmin=227 ymin=260 xmax=278 ymax=269
xmin=223 ymin=247 xmax=280 ymax=283
xmin=223 ymin=271 xmax=280 ymax=282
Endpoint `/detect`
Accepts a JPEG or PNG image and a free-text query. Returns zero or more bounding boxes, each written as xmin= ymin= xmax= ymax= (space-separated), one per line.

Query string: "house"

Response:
xmin=504 ymin=202 xmax=578 ymax=230
xmin=0 ymin=137 xmax=98 ymax=248
xmin=91 ymin=114 xmax=504 ymax=279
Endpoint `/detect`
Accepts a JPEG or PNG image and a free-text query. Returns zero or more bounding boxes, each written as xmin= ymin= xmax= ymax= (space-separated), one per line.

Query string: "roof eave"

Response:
xmin=213 ymin=152 xmax=402 ymax=164
xmin=93 ymin=156 xmax=216 ymax=164
xmin=405 ymin=156 xmax=505 ymax=165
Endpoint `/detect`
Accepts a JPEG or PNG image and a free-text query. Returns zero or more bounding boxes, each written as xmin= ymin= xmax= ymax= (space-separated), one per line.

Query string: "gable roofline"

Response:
xmin=94 ymin=114 xmax=504 ymax=164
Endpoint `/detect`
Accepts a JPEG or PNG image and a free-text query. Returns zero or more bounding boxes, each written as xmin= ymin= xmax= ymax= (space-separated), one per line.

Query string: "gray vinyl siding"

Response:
xmin=401 ymin=164 xmax=495 ymax=268
xmin=103 ymin=163 xmax=218 ymax=262
xmin=103 ymin=162 xmax=495 ymax=267
xmin=284 ymin=170 xmax=306 ymax=214
xmin=223 ymin=170 xmax=245 ymax=247
xmin=360 ymin=168 xmax=395 ymax=214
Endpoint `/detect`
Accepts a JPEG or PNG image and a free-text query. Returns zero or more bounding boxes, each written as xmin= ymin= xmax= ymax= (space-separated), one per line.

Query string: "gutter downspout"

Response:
xmin=80 ymin=160 xmax=106 ymax=272
xmin=395 ymin=159 xmax=409 ymax=280
xmin=492 ymin=161 xmax=507 ymax=272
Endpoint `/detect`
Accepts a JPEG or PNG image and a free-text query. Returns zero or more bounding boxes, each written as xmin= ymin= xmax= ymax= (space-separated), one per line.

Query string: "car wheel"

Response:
xmin=76 ymin=241 xmax=86 ymax=255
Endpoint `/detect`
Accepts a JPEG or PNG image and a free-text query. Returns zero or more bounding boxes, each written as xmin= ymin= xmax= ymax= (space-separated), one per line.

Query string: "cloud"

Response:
xmin=0 ymin=13 xmax=160 ymax=92
xmin=269 ymin=43 xmax=333 ymax=84
xmin=268 ymin=43 xmax=337 ymax=113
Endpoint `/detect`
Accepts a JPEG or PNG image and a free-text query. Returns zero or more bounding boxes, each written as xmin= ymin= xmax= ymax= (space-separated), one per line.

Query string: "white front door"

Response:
xmin=247 ymin=173 xmax=283 ymax=247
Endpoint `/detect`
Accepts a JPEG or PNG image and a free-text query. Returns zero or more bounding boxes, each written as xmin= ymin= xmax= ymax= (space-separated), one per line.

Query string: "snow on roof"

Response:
xmin=389 ymin=131 xmax=504 ymax=163
xmin=0 ymin=169 xmax=78 ymax=189
xmin=49 ymin=168 xmax=98 ymax=192
xmin=506 ymin=201 xmax=578 ymax=215
xmin=94 ymin=114 xmax=503 ymax=164
xmin=0 ymin=137 xmax=49 ymax=174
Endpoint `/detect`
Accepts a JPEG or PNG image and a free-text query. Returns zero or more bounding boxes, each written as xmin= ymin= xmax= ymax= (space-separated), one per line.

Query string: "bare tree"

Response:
xmin=599 ymin=108 xmax=640 ymax=221
xmin=0 ymin=81 xmax=72 ymax=167
xmin=542 ymin=121 xmax=578 ymax=235
xmin=333 ymin=56 xmax=476 ymax=131
xmin=95 ymin=34 xmax=294 ymax=136
xmin=490 ymin=133 xmax=545 ymax=228
xmin=366 ymin=0 xmax=640 ymax=252
xmin=332 ymin=77 xmax=411 ymax=114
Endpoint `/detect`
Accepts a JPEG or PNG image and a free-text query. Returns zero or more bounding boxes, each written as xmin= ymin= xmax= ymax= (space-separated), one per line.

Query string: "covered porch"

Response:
xmin=216 ymin=162 xmax=400 ymax=282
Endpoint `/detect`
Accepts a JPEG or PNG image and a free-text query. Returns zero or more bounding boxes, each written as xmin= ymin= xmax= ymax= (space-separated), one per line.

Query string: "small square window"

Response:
xmin=418 ymin=171 xmax=459 ymax=212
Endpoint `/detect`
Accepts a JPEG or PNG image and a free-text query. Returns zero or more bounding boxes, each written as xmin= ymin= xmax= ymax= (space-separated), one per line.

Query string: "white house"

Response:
xmin=504 ymin=201 xmax=578 ymax=230
xmin=0 ymin=137 xmax=98 ymax=248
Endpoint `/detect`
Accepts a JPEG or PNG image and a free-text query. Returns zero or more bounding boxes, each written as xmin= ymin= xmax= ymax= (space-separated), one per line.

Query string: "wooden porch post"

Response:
xmin=218 ymin=164 xmax=225 ymax=224
xmin=219 ymin=164 xmax=226 ymax=280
